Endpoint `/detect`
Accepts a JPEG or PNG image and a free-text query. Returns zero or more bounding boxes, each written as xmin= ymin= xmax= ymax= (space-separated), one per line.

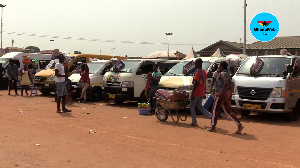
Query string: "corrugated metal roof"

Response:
xmin=247 ymin=36 xmax=300 ymax=49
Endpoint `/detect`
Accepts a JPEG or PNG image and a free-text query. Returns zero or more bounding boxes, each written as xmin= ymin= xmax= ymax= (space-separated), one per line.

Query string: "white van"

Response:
xmin=0 ymin=52 xmax=53 ymax=88
xmin=69 ymin=60 xmax=112 ymax=101
xmin=159 ymin=57 xmax=227 ymax=94
xmin=232 ymin=55 xmax=300 ymax=121
xmin=102 ymin=59 xmax=178 ymax=104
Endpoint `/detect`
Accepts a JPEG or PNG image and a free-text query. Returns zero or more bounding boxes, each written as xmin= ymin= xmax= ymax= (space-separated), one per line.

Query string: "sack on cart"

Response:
xmin=169 ymin=89 xmax=189 ymax=102
xmin=155 ymin=89 xmax=171 ymax=100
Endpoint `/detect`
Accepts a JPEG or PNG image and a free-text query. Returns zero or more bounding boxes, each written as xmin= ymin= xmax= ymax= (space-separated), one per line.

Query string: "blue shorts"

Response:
xmin=55 ymin=82 xmax=68 ymax=97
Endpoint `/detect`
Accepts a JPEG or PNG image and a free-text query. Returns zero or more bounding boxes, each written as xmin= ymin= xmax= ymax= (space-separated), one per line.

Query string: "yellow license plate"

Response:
xmin=109 ymin=94 xmax=115 ymax=99
xmin=243 ymin=104 xmax=261 ymax=109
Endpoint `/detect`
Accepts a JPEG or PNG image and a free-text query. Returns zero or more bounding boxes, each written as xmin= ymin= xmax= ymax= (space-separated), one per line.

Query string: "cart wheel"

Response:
xmin=156 ymin=106 xmax=168 ymax=122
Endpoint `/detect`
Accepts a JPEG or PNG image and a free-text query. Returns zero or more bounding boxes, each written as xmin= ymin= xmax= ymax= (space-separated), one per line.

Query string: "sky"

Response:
xmin=1 ymin=0 xmax=300 ymax=56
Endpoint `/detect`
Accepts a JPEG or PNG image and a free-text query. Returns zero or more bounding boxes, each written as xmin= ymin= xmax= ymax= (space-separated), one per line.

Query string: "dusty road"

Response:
xmin=0 ymin=90 xmax=299 ymax=168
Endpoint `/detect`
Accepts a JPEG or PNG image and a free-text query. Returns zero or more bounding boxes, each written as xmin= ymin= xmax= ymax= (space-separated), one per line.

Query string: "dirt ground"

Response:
xmin=0 ymin=90 xmax=299 ymax=168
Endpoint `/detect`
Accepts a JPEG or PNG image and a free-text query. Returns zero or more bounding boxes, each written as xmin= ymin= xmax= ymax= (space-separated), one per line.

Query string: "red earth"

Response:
xmin=0 ymin=90 xmax=299 ymax=168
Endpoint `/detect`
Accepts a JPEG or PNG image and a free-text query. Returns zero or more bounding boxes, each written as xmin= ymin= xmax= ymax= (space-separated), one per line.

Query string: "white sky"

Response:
xmin=1 ymin=0 xmax=300 ymax=56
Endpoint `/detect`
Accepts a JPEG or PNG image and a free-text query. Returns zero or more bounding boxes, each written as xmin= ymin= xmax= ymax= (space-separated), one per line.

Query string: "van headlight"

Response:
xmin=270 ymin=87 xmax=287 ymax=98
xmin=178 ymin=85 xmax=193 ymax=91
xmin=233 ymin=85 xmax=238 ymax=95
xmin=121 ymin=81 xmax=134 ymax=88
xmin=47 ymin=75 xmax=55 ymax=82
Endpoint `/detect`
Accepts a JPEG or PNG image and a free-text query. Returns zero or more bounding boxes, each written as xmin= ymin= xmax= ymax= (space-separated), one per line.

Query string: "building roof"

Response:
xmin=247 ymin=36 xmax=300 ymax=49
xmin=200 ymin=40 xmax=244 ymax=51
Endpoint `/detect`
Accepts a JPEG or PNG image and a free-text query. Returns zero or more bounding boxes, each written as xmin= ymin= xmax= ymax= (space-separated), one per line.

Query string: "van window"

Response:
xmin=101 ymin=64 xmax=111 ymax=75
xmin=114 ymin=60 xmax=140 ymax=73
xmin=39 ymin=60 xmax=50 ymax=69
xmin=69 ymin=57 xmax=86 ymax=72
xmin=138 ymin=61 xmax=154 ymax=74
xmin=12 ymin=60 xmax=20 ymax=68
xmin=157 ymin=62 xmax=177 ymax=75
xmin=164 ymin=61 xmax=211 ymax=76
xmin=0 ymin=58 xmax=9 ymax=67
xmin=87 ymin=62 xmax=106 ymax=74
xmin=293 ymin=58 xmax=300 ymax=77
xmin=237 ymin=57 xmax=291 ymax=76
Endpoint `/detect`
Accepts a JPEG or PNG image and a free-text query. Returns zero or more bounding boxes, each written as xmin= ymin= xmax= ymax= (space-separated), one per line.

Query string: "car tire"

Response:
xmin=238 ymin=110 xmax=250 ymax=117
xmin=40 ymin=89 xmax=50 ymax=95
xmin=286 ymin=101 xmax=299 ymax=122
xmin=115 ymin=100 xmax=124 ymax=105
xmin=89 ymin=87 xmax=102 ymax=102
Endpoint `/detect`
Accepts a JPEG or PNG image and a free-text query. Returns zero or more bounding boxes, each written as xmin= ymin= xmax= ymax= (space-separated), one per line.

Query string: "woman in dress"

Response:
xmin=19 ymin=64 xmax=32 ymax=96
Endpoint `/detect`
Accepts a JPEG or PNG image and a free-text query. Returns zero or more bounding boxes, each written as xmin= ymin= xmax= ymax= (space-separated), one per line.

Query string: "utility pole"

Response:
xmin=243 ymin=0 xmax=247 ymax=55
xmin=111 ymin=48 xmax=115 ymax=56
xmin=165 ymin=33 xmax=173 ymax=58
xmin=0 ymin=4 xmax=6 ymax=56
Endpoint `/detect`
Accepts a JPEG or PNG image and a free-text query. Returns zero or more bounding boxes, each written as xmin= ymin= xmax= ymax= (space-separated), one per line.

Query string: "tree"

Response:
xmin=25 ymin=46 xmax=40 ymax=53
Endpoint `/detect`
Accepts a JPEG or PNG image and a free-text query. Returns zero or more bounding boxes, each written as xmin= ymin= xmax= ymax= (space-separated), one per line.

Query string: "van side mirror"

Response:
xmin=136 ymin=69 xmax=143 ymax=75
xmin=287 ymin=65 xmax=293 ymax=73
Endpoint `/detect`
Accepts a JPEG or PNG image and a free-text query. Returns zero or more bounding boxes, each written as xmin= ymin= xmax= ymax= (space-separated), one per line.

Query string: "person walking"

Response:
xmin=55 ymin=54 xmax=72 ymax=113
xmin=7 ymin=59 xmax=19 ymax=95
xmin=210 ymin=64 xmax=223 ymax=118
xmin=0 ymin=63 xmax=5 ymax=90
xmin=190 ymin=58 xmax=212 ymax=127
xmin=78 ymin=63 xmax=90 ymax=103
xmin=18 ymin=64 xmax=32 ymax=96
xmin=148 ymin=64 xmax=162 ymax=114
xmin=207 ymin=61 xmax=244 ymax=134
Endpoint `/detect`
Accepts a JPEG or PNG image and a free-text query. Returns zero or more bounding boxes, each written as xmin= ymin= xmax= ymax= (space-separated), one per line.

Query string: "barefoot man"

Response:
xmin=55 ymin=54 xmax=72 ymax=113
xmin=207 ymin=61 xmax=244 ymax=134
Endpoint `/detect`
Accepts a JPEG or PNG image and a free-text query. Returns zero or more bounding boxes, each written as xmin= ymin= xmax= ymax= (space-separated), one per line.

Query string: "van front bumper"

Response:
xmin=102 ymin=86 xmax=134 ymax=101
xmin=231 ymin=95 xmax=291 ymax=113
xmin=34 ymin=83 xmax=56 ymax=92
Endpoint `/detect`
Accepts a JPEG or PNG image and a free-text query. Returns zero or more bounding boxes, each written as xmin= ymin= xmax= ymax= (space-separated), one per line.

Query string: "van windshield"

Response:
xmin=0 ymin=58 xmax=9 ymax=67
xmin=87 ymin=62 xmax=107 ymax=74
xmin=237 ymin=57 xmax=291 ymax=76
xmin=111 ymin=60 xmax=140 ymax=73
xmin=164 ymin=61 xmax=211 ymax=76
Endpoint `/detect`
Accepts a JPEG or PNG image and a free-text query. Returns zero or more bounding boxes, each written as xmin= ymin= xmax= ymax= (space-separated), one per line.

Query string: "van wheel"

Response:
xmin=238 ymin=110 xmax=250 ymax=117
xmin=286 ymin=103 xmax=299 ymax=122
xmin=40 ymin=89 xmax=50 ymax=95
xmin=89 ymin=87 xmax=102 ymax=102
xmin=139 ymin=90 xmax=148 ymax=103
xmin=115 ymin=100 xmax=124 ymax=105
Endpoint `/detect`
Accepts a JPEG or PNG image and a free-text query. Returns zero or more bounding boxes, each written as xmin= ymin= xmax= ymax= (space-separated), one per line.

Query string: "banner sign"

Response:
xmin=183 ymin=60 xmax=196 ymax=75
xmin=113 ymin=60 xmax=125 ymax=71
xmin=250 ymin=57 xmax=264 ymax=76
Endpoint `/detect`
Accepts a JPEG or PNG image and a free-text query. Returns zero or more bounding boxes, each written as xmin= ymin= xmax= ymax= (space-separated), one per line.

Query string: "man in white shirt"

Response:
xmin=55 ymin=54 xmax=71 ymax=113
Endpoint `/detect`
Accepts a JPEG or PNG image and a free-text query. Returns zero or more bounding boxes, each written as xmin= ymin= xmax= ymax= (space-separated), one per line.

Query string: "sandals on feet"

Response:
xmin=206 ymin=128 xmax=216 ymax=132
xmin=57 ymin=110 xmax=63 ymax=113
xmin=190 ymin=123 xmax=198 ymax=127
xmin=63 ymin=109 xmax=72 ymax=112
xmin=235 ymin=125 xmax=244 ymax=134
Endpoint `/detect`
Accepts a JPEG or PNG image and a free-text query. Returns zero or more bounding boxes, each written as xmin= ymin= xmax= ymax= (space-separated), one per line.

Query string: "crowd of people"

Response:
xmin=1 ymin=54 xmax=89 ymax=108
xmin=146 ymin=58 xmax=244 ymax=134
xmin=1 ymin=54 xmax=244 ymax=133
